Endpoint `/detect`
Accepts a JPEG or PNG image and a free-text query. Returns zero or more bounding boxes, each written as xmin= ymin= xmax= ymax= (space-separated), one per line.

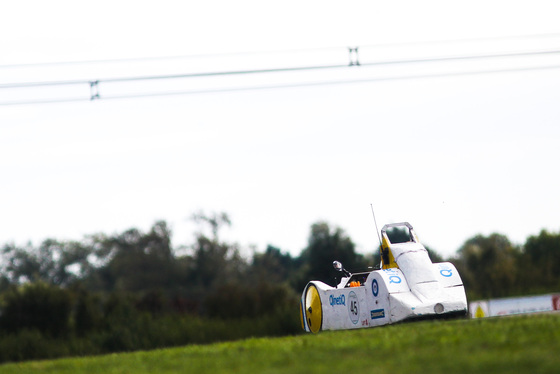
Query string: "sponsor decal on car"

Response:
xmin=372 ymin=279 xmax=379 ymax=297
xmin=329 ymin=294 xmax=346 ymax=306
xmin=370 ymin=308 xmax=385 ymax=320
xmin=438 ymin=264 xmax=453 ymax=277
xmin=383 ymin=268 xmax=402 ymax=284
xmin=348 ymin=291 xmax=359 ymax=324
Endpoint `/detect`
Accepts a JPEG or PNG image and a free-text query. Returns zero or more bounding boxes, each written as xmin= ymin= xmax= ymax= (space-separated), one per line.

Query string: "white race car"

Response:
xmin=300 ymin=222 xmax=467 ymax=333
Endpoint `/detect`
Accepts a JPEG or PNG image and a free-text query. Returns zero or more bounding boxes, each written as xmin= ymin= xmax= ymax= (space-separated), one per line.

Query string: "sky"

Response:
xmin=1 ymin=1 xmax=560 ymax=259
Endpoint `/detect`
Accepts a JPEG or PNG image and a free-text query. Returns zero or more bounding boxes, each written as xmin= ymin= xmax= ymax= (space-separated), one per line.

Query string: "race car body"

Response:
xmin=300 ymin=222 xmax=467 ymax=333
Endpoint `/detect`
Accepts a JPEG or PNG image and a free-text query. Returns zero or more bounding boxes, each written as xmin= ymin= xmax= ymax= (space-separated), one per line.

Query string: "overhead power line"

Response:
xmin=3 ymin=63 xmax=560 ymax=106
xmin=3 ymin=47 xmax=560 ymax=89
xmin=2 ymin=31 xmax=560 ymax=69
xmin=96 ymin=64 xmax=560 ymax=99
xmin=2 ymin=46 xmax=560 ymax=105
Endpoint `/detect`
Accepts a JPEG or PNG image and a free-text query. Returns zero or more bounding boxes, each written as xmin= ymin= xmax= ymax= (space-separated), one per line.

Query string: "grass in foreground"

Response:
xmin=1 ymin=313 xmax=559 ymax=374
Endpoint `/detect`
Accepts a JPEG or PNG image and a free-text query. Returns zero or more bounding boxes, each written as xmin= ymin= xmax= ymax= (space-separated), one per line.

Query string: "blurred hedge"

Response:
xmin=0 ymin=281 xmax=301 ymax=363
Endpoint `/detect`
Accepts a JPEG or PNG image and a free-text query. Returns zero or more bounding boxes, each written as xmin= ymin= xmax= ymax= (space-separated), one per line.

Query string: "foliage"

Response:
xmin=204 ymin=281 xmax=297 ymax=319
xmin=85 ymin=221 xmax=179 ymax=293
xmin=0 ymin=307 xmax=301 ymax=364
xmin=519 ymin=229 xmax=560 ymax=292
xmin=451 ymin=233 xmax=521 ymax=299
xmin=0 ymin=282 xmax=73 ymax=337
xmin=0 ymin=211 xmax=559 ymax=363
xmin=0 ymin=212 xmax=304 ymax=363
xmin=251 ymin=245 xmax=300 ymax=285
xmin=298 ymin=221 xmax=369 ymax=288
xmin=1 ymin=239 xmax=92 ymax=286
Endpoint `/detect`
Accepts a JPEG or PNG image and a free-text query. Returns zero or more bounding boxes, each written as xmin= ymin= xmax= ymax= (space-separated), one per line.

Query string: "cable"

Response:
xmin=0 ymin=97 xmax=89 ymax=106
xmin=91 ymin=64 xmax=560 ymax=98
xmin=2 ymin=63 xmax=560 ymax=106
xmin=3 ymin=31 xmax=560 ymax=69
xmin=0 ymin=47 xmax=344 ymax=70
xmin=358 ymin=31 xmax=560 ymax=50
xmin=2 ymin=47 xmax=560 ymax=89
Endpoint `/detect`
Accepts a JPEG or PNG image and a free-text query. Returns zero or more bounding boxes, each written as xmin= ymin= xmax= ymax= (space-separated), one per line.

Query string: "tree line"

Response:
xmin=0 ymin=212 xmax=558 ymax=362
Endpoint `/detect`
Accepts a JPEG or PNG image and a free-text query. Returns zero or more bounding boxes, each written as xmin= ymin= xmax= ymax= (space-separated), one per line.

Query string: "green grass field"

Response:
xmin=1 ymin=313 xmax=558 ymax=374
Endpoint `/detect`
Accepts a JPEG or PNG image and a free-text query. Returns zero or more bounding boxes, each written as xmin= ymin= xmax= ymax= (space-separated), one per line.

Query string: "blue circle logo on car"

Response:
xmin=372 ymin=279 xmax=379 ymax=297
xmin=440 ymin=269 xmax=452 ymax=277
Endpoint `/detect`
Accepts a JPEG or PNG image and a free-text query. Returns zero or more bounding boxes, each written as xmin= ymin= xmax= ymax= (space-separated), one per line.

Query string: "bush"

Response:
xmin=0 ymin=330 xmax=69 ymax=363
xmin=0 ymin=309 xmax=302 ymax=363
xmin=0 ymin=282 xmax=72 ymax=337
xmin=0 ymin=281 xmax=303 ymax=363
xmin=204 ymin=281 xmax=299 ymax=320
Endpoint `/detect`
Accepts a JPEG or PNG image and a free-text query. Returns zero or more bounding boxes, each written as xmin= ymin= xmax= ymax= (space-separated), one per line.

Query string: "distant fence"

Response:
xmin=470 ymin=293 xmax=560 ymax=318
